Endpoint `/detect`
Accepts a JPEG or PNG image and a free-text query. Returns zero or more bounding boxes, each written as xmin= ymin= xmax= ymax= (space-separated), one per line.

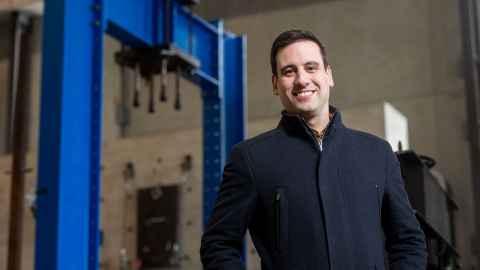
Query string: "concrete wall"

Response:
xmin=0 ymin=0 xmax=40 ymax=11
xmin=0 ymin=0 xmax=476 ymax=269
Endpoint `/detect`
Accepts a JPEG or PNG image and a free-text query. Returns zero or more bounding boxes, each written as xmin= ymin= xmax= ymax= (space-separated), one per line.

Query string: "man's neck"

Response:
xmin=302 ymin=107 xmax=330 ymax=135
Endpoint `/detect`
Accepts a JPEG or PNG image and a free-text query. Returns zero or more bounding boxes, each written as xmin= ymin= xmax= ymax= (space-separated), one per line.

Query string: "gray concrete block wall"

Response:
xmin=100 ymin=129 xmax=205 ymax=269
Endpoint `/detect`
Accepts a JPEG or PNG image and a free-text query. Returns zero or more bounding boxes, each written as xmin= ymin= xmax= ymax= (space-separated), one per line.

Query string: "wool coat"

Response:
xmin=200 ymin=108 xmax=427 ymax=270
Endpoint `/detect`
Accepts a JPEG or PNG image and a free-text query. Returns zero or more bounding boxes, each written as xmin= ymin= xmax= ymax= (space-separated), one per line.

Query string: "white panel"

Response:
xmin=384 ymin=102 xmax=409 ymax=151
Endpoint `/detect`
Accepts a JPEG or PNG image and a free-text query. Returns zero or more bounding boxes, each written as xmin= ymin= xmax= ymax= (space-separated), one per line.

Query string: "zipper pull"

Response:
xmin=319 ymin=139 xmax=323 ymax=152
xmin=276 ymin=192 xmax=281 ymax=201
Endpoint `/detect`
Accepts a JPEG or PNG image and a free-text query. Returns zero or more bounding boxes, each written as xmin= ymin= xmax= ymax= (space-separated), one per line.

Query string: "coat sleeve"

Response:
xmin=200 ymin=145 xmax=257 ymax=270
xmin=382 ymin=145 xmax=428 ymax=270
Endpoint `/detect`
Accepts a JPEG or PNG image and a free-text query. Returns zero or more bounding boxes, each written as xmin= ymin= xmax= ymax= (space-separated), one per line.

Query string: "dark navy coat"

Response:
xmin=201 ymin=108 xmax=427 ymax=270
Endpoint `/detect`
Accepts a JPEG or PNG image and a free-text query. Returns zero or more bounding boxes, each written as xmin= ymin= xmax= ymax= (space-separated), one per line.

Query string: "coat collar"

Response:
xmin=278 ymin=105 xmax=344 ymax=142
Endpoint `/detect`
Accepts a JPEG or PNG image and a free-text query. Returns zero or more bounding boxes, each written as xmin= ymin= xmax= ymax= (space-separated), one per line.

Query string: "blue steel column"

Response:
xmin=202 ymin=23 xmax=247 ymax=227
xmin=89 ymin=1 xmax=104 ymax=269
xmin=224 ymin=34 xmax=247 ymax=157
xmin=202 ymin=21 xmax=225 ymax=228
xmin=35 ymin=0 xmax=103 ymax=269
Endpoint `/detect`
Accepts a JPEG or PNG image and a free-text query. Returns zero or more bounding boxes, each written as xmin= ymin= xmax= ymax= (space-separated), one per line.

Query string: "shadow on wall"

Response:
xmin=197 ymin=0 xmax=338 ymax=19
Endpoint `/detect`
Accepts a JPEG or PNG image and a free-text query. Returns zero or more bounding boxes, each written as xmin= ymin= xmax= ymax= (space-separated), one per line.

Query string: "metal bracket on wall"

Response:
xmin=115 ymin=45 xmax=200 ymax=113
xmin=123 ymin=161 xmax=136 ymax=181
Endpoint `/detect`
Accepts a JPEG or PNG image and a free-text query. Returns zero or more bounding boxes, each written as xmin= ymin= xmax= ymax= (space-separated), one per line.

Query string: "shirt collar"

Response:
xmin=279 ymin=105 xmax=343 ymax=141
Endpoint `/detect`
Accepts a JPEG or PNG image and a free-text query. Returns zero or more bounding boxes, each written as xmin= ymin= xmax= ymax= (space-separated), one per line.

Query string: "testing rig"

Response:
xmin=34 ymin=1 xmax=246 ymax=269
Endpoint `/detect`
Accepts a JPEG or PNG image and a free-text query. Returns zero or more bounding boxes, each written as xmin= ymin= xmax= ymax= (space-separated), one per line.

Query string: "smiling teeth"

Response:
xmin=295 ymin=90 xmax=315 ymax=97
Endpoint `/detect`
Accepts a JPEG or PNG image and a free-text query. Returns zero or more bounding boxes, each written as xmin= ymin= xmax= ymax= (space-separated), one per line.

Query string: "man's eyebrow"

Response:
xmin=304 ymin=61 xmax=320 ymax=66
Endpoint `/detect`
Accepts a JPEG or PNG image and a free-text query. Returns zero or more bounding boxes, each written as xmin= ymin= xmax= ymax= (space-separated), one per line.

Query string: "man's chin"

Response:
xmin=286 ymin=108 xmax=310 ymax=114
xmin=295 ymin=107 xmax=316 ymax=114
xmin=293 ymin=106 xmax=327 ymax=118
xmin=285 ymin=104 xmax=324 ymax=116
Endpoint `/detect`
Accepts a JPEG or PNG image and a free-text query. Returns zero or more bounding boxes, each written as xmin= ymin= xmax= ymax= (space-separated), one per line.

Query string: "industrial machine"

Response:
xmin=396 ymin=151 xmax=460 ymax=270
xmin=34 ymin=1 xmax=246 ymax=269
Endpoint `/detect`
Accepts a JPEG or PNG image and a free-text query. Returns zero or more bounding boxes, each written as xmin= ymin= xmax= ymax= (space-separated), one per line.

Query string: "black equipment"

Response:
xmin=396 ymin=150 xmax=459 ymax=270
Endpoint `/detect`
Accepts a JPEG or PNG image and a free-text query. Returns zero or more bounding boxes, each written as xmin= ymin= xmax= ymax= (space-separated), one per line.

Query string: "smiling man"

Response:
xmin=200 ymin=29 xmax=427 ymax=270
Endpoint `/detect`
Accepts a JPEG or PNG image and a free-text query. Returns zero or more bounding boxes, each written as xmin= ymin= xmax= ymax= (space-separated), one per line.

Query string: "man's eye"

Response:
xmin=305 ymin=65 xmax=318 ymax=72
xmin=283 ymin=69 xmax=294 ymax=76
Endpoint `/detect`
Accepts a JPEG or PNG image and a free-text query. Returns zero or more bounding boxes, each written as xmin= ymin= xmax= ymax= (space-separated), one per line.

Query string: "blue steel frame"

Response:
xmin=35 ymin=1 xmax=246 ymax=269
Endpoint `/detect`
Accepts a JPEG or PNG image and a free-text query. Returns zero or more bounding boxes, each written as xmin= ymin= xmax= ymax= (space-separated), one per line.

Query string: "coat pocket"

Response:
xmin=373 ymin=262 xmax=385 ymax=270
xmin=274 ymin=187 xmax=288 ymax=253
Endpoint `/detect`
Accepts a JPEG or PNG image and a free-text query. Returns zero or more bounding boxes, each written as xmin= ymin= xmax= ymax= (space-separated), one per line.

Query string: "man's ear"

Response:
xmin=272 ymin=74 xmax=279 ymax=95
xmin=326 ymin=65 xmax=334 ymax=87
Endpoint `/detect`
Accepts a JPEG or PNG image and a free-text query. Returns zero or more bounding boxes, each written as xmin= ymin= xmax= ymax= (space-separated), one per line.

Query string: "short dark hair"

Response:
xmin=270 ymin=29 xmax=329 ymax=75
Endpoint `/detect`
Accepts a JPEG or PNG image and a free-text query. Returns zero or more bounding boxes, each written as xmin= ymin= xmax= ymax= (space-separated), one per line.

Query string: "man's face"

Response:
xmin=272 ymin=40 xmax=334 ymax=117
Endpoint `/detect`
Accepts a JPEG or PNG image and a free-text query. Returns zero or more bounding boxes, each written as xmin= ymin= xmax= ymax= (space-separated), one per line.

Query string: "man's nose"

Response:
xmin=294 ymin=70 xmax=310 ymax=88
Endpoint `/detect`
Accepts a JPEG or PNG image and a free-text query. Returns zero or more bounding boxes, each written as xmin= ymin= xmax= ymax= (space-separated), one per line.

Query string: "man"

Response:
xmin=200 ymin=29 xmax=427 ymax=270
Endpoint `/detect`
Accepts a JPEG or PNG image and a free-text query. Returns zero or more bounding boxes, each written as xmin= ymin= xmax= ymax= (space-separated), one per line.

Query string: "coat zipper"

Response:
xmin=298 ymin=116 xmax=324 ymax=153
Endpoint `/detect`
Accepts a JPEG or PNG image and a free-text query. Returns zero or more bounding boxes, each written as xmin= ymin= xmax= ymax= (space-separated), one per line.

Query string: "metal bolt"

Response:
xmin=91 ymin=4 xmax=102 ymax=11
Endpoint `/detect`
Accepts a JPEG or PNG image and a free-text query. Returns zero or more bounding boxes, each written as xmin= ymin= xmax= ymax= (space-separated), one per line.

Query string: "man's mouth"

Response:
xmin=293 ymin=90 xmax=316 ymax=97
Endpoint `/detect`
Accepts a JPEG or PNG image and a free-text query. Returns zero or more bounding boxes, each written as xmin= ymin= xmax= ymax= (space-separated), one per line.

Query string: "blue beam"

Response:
xmin=104 ymin=0 xmax=221 ymax=90
xmin=201 ymin=23 xmax=247 ymax=261
xmin=35 ymin=0 xmax=103 ymax=269
xmin=104 ymin=0 xmax=156 ymax=46
xmin=173 ymin=5 xmax=220 ymax=82
xmin=202 ymin=20 xmax=225 ymax=228
xmin=224 ymin=35 xmax=247 ymax=156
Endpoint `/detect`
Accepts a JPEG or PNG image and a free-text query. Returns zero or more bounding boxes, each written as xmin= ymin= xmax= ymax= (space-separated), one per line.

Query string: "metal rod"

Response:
xmin=7 ymin=12 xmax=33 ymax=270
xmin=459 ymin=0 xmax=480 ymax=263
xmin=148 ymin=74 xmax=155 ymax=113
xmin=119 ymin=45 xmax=129 ymax=136
xmin=6 ymin=12 xmax=22 ymax=154
xmin=174 ymin=66 xmax=181 ymax=111
xmin=160 ymin=58 xmax=167 ymax=102
xmin=133 ymin=63 xmax=141 ymax=107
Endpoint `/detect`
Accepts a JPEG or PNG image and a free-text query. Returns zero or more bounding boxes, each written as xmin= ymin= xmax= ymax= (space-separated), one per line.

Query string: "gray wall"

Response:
xmin=202 ymin=1 xmax=475 ymax=267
